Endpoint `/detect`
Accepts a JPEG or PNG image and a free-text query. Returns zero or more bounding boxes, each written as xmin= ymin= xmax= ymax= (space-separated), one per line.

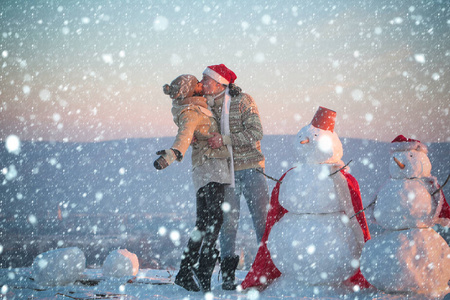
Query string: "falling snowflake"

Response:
xmin=153 ymin=16 xmax=169 ymax=31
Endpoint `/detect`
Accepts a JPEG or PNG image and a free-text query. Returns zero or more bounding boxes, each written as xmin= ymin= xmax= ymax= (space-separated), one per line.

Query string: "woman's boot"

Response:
xmin=194 ymin=248 xmax=220 ymax=292
xmin=174 ymin=251 xmax=200 ymax=292
xmin=220 ymin=255 xmax=239 ymax=290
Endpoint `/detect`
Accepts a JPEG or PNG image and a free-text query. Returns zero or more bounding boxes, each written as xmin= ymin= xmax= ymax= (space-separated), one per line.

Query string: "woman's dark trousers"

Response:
xmin=175 ymin=182 xmax=224 ymax=292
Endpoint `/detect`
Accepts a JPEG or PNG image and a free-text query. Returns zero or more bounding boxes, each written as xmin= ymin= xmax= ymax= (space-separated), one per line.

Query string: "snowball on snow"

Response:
xmin=31 ymin=247 xmax=86 ymax=286
xmin=102 ymin=249 xmax=139 ymax=278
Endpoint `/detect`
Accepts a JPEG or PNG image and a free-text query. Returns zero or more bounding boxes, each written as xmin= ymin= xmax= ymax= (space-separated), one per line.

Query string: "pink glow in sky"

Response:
xmin=1 ymin=1 xmax=449 ymax=143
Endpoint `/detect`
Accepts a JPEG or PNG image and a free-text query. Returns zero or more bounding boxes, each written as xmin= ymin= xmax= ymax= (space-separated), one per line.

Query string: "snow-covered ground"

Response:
xmin=1 ymin=266 xmax=446 ymax=299
xmin=1 ymin=137 xmax=449 ymax=299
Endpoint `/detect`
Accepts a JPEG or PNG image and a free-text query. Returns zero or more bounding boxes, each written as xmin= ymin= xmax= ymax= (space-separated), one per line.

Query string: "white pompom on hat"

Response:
xmin=203 ymin=64 xmax=237 ymax=85
xmin=390 ymin=135 xmax=428 ymax=154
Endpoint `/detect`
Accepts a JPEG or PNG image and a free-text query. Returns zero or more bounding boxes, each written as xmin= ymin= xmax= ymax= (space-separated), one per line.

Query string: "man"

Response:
xmin=201 ymin=64 xmax=270 ymax=290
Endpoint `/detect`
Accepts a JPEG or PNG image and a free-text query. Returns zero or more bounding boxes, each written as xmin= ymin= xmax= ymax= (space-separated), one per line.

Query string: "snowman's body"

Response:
xmin=361 ymin=228 xmax=449 ymax=293
xmin=360 ymin=137 xmax=450 ymax=295
xmin=268 ymin=164 xmax=362 ymax=284
xmin=241 ymin=107 xmax=371 ymax=291
xmin=374 ymin=178 xmax=434 ymax=229
xmin=265 ymin=119 xmax=367 ymax=286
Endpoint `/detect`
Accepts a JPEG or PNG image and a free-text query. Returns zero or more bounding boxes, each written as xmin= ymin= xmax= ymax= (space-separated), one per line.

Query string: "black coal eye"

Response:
xmin=314 ymin=134 xmax=318 ymax=136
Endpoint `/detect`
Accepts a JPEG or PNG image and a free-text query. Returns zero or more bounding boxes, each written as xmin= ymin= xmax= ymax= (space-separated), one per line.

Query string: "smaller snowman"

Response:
xmin=241 ymin=106 xmax=371 ymax=292
xmin=360 ymin=135 xmax=450 ymax=296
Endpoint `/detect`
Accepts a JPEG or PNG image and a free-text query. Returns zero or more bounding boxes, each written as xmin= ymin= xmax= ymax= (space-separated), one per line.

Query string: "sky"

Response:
xmin=0 ymin=0 xmax=449 ymax=143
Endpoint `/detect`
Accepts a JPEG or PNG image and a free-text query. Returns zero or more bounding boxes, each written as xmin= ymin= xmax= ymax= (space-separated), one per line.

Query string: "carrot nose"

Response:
xmin=393 ymin=156 xmax=405 ymax=169
xmin=300 ymin=138 xmax=309 ymax=144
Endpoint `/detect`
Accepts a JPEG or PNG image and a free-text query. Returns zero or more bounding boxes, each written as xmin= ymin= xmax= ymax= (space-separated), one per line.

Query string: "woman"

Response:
xmin=154 ymin=74 xmax=231 ymax=292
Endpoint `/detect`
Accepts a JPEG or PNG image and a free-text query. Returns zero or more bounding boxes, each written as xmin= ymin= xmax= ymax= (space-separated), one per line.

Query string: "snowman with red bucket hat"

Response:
xmin=241 ymin=106 xmax=371 ymax=293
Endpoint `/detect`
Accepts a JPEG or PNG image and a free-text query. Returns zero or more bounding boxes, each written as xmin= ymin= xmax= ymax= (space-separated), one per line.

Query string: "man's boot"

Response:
xmin=174 ymin=250 xmax=200 ymax=292
xmin=194 ymin=248 xmax=220 ymax=293
xmin=220 ymin=255 xmax=239 ymax=290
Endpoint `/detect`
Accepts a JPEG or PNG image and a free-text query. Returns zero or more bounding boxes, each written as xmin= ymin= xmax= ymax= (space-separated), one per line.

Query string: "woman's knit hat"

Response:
xmin=163 ymin=74 xmax=198 ymax=100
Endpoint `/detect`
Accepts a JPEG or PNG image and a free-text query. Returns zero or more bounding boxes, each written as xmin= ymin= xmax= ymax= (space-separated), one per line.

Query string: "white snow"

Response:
xmin=5 ymin=135 xmax=21 ymax=155
xmin=414 ymin=54 xmax=426 ymax=64
xmin=31 ymin=247 xmax=86 ymax=286
xmin=269 ymin=212 xmax=361 ymax=285
xmin=361 ymin=145 xmax=450 ymax=295
xmin=278 ymin=164 xmax=341 ymax=213
xmin=254 ymin=53 xmax=266 ymax=63
xmin=292 ymin=125 xmax=343 ymax=164
xmin=373 ymin=179 xmax=435 ymax=229
xmin=361 ymin=228 xmax=450 ymax=296
xmin=351 ymin=89 xmax=364 ymax=101
xmin=2 ymin=267 xmax=445 ymax=299
xmin=153 ymin=16 xmax=169 ymax=31
xmin=38 ymin=89 xmax=51 ymax=102
xmin=1 ymin=137 xmax=449 ymax=299
xmin=27 ymin=214 xmax=37 ymax=225
xmin=266 ymin=119 xmax=366 ymax=288
xmin=102 ymin=249 xmax=139 ymax=278
xmin=101 ymin=54 xmax=113 ymax=65
xmin=389 ymin=150 xmax=431 ymax=179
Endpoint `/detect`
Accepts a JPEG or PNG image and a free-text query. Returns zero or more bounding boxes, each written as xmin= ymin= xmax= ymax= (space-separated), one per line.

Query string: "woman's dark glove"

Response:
xmin=153 ymin=148 xmax=183 ymax=170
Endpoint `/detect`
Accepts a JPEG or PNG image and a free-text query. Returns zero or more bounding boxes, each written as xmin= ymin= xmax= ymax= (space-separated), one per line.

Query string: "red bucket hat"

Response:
xmin=310 ymin=106 xmax=337 ymax=132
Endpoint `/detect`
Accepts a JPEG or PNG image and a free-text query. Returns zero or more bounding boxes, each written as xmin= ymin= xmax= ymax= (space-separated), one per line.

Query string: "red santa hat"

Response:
xmin=390 ymin=135 xmax=428 ymax=154
xmin=310 ymin=106 xmax=337 ymax=132
xmin=202 ymin=64 xmax=237 ymax=85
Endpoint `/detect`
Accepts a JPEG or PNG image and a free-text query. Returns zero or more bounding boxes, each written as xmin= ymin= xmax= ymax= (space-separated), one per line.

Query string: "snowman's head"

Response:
xmin=389 ymin=135 xmax=431 ymax=179
xmin=389 ymin=150 xmax=431 ymax=179
xmin=294 ymin=107 xmax=343 ymax=164
xmin=294 ymin=124 xmax=343 ymax=164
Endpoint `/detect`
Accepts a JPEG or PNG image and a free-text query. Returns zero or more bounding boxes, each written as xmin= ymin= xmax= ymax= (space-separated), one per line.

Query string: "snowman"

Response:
xmin=360 ymin=135 xmax=450 ymax=296
xmin=241 ymin=107 xmax=371 ymax=291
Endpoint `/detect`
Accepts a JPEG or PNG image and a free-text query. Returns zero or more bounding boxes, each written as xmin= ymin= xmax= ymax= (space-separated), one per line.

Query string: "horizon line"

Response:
xmin=1 ymin=135 xmax=449 ymax=145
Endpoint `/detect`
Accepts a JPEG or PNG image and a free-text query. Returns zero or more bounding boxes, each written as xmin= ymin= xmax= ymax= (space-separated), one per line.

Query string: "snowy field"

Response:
xmin=1 ymin=267 xmax=448 ymax=300
xmin=1 ymin=136 xmax=450 ymax=299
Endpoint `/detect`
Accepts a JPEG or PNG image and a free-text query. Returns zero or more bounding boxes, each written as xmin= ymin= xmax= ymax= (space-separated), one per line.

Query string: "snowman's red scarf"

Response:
xmin=439 ymin=192 xmax=450 ymax=221
xmin=241 ymin=167 xmax=372 ymax=291
xmin=426 ymin=177 xmax=450 ymax=226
